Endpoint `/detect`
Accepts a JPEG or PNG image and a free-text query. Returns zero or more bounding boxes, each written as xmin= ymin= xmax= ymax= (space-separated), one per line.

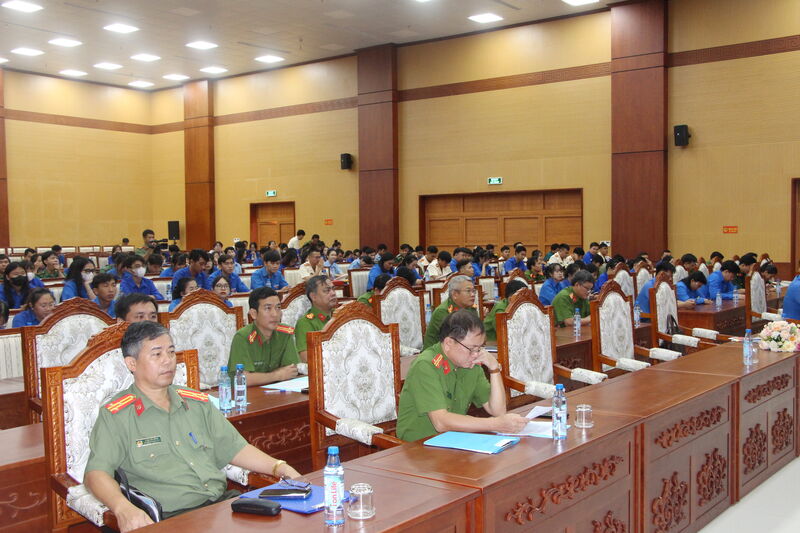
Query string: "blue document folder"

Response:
xmin=423 ymin=431 xmax=520 ymax=454
xmin=240 ymin=484 xmax=350 ymax=514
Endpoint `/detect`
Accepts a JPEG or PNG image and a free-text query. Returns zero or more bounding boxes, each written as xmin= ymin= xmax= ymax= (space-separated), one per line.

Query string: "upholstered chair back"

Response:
xmin=347 ymin=268 xmax=372 ymax=298
xmin=0 ymin=329 xmax=23 ymax=380
xmin=748 ymin=271 xmax=767 ymax=314
xmin=281 ymin=282 xmax=312 ymax=328
xmin=613 ymin=266 xmax=635 ymax=298
xmin=376 ymin=277 xmax=425 ymax=352
xmin=596 ymin=282 xmax=635 ymax=362
xmin=653 ymin=274 xmax=678 ymax=335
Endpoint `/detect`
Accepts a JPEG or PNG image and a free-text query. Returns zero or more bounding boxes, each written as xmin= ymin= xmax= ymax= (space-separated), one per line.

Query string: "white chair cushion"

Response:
xmin=671 ymin=334 xmax=699 ymax=348
xmin=691 ymin=328 xmax=718 ymax=340
xmin=506 ymin=302 xmax=555 ymax=398
xmin=380 ymin=287 xmax=423 ymax=351
xmin=399 ymin=345 xmax=419 ymax=357
xmin=649 ymin=347 xmax=681 ymax=361
xmin=570 ymin=368 xmax=608 ymax=384
xmin=761 ymin=312 xmax=782 ymax=321
xmin=349 ymin=270 xmax=371 ymax=298
xmin=617 ymin=357 xmax=650 ymax=371
xmin=750 ymin=272 xmax=767 ymax=314
xmin=0 ymin=332 xmax=23 ymax=379
xmin=636 ymin=269 xmax=652 ymax=294
xmin=335 ymin=418 xmax=384 ymax=446
xmin=524 ymin=381 xmax=556 ymax=399
xmin=655 ymin=283 xmax=678 ymax=335
xmin=67 ymin=484 xmax=107 ymax=527
xmin=614 ymin=270 xmax=635 ymax=297
xmin=296 ymin=363 xmax=308 ymax=375
xmin=168 ymin=303 xmax=238 ymax=389
xmin=598 ymin=292 xmax=634 ymax=361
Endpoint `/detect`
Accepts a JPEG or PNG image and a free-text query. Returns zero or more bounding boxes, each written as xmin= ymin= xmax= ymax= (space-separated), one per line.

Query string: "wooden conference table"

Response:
xmin=678 ymin=296 xmax=780 ymax=335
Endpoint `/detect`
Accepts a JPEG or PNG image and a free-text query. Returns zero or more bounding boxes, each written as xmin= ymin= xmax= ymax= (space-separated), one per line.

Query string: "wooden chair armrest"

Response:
xmin=502 ymin=375 xmax=526 ymax=394
xmin=29 ymin=397 xmax=42 ymax=414
xmin=598 ymin=354 xmax=622 ymax=367
xmin=633 ymin=345 xmax=651 ymax=358
xmin=372 ymin=433 xmax=403 ymax=449
xmin=316 ymin=411 xmax=338 ymax=431
xmin=640 ymin=312 xmax=652 ymax=320
xmin=553 ymin=364 xmax=573 ymax=379
xmin=51 ymin=473 xmax=78 ymax=499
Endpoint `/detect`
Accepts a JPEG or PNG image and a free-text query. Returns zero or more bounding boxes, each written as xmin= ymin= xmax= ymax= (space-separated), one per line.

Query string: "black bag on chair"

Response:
xmin=114 ymin=468 xmax=163 ymax=523
xmin=659 ymin=314 xmax=683 ymax=353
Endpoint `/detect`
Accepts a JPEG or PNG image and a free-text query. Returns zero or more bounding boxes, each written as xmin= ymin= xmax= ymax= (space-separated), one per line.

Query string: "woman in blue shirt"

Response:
xmin=539 ymin=263 xmax=565 ymax=306
xmin=279 ymin=249 xmax=298 ymax=272
xmin=367 ymin=253 xmax=396 ymax=290
xmin=169 ymin=277 xmax=199 ymax=312
xmin=1 ymin=262 xmax=33 ymax=309
xmin=61 ymin=256 xmax=97 ymax=302
xmin=676 ymin=271 xmax=708 ymax=303
xmin=12 ymin=288 xmax=56 ymax=327
xmin=244 ymin=242 xmax=259 ymax=263
xmin=211 ymin=275 xmax=234 ymax=308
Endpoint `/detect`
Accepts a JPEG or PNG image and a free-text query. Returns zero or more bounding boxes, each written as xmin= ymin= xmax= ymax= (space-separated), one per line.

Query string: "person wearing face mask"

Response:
xmin=1 ymin=262 xmax=34 ymax=309
xmin=61 ymin=256 xmax=97 ymax=302
xmin=211 ymin=276 xmax=234 ymax=308
xmin=19 ymin=260 xmax=46 ymax=289
xmin=169 ymin=278 xmax=199 ymax=312
xmin=12 ymin=288 xmax=56 ymax=327
xmin=119 ymin=256 xmax=164 ymax=300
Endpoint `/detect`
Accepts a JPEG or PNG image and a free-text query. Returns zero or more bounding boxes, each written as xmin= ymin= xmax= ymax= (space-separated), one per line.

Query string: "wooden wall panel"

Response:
xmin=465 ymin=217 xmax=499 ymax=245
xmin=183 ymin=80 xmax=215 ymax=249
xmin=610 ymin=0 xmax=668 ymax=259
xmin=357 ymin=45 xmax=399 ymax=249
xmin=428 ymin=218 xmax=461 ymax=248
xmin=0 ymin=69 xmax=7 ymax=248
xmin=545 ymin=216 xmax=583 ymax=244
xmin=504 ymin=216 xmax=540 ymax=247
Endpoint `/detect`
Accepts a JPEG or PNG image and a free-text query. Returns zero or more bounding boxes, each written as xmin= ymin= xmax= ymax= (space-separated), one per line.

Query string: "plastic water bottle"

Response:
xmin=494 ymin=282 xmax=500 ymax=300
xmin=573 ymin=308 xmax=581 ymax=339
xmin=552 ymin=384 xmax=567 ymax=440
xmin=715 ymin=293 xmax=722 ymax=310
xmin=218 ymin=366 xmax=232 ymax=415
xmin=743 ymin=329 xmax=756 ymax=365
xmin=323 ymin=446 xmax=345 ymax=526
xmin=425 ymin=303 xmax=432 ymax=324
xmin=633 ymin=304 xmax=641 ymax=328
xmin=732 ymin=290 xmax=739 ymax=305
xmin=775 ymin=281 xmax=782 ymax=299
xmin=234 ymin=364 xmax=247 ymax=413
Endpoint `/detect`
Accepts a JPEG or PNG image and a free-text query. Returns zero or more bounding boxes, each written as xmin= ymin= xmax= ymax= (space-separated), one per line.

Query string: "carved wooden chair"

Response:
xmin=612 ymin=262 xmax=635 ymax=298
xmin=744 ymin=267 xmax=781 ymax=331
xmin=645 ymin=272 xmax=725 ymax=351
xmin=22 ymin=299 xmax=116 ymax=422
xmin=634 ymin=262 xmax=653 ymax=298
xmin=280 ymin=282 xmax=311 ymax=328
xmin=496 ymin=289 xmax=607 ymax=404
xmin=228 ymin=292 xmax=252 ymax=324
xmin=501 ymin=267 xmax=524 ymax=284
xmin=590 ymin=281 xmax=679 ymax=371
xmin=477 ymin=275 xmax=499 ymax=302
xmin=374 ymin=277 xmax=426 ymax=356
xmin=0 ymin=327 xmax=24 ymax=380
xmin=347 ymin=267 xmax=372 ymax=298
xmin=159 ymin=289 xmax=243 ymax=389
xmin=307 ymin=303 xmax=403 ymax=470
xmin=283 ymin=266 xmax=303 ymax=287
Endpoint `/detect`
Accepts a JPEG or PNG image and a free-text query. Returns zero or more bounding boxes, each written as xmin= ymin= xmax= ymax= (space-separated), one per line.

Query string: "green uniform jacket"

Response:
xmin=293 ymin=305 xmax=332 ymax=353
xmin=85 ymin=384 xmax=247 ymax=513
xmin=356 ymin=290 xmax=374 ymax=308
xmin=552 ymin=286 xmax=590 ymax=326
xmin=227 ymin=322 xmax=299 ymax=378
xmin=422 ymin=297 xmax=478 ymax=350
xmin=397 ymin=343 xmax=491 ymax=441
xmin=482 ymin=298 xmax=508 ymax=342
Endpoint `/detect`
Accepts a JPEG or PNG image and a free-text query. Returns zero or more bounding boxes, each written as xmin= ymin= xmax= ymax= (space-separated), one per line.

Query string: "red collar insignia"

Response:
xmin=442 ymin=360 xmax=451 ymax=375
xmin=570 ymin=293 xmax=577 ymax=303
xmin=134 ymin=398 xmax=144 ymax=416
xmin=318 ymin=314 xmax=328 ymax=321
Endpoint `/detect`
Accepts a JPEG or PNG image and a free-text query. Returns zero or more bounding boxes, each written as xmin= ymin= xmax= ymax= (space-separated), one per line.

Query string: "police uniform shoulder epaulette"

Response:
xmin=176 ymin=388 xmax=209 ymax=402
xmin=248 ymin=329 xmax=259 ymax=344
xmin=275 ymin=324 xmax=295 ymax=335
xmin=105 ymin=393 xmax=136 ymax=414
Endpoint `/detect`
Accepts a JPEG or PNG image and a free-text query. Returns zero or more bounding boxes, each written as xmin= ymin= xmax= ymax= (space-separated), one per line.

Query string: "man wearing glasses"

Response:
xmin=397 ymin=310 xmax=527 ymax=441
xmin=423 ymin=276 xmax=478 ymax=349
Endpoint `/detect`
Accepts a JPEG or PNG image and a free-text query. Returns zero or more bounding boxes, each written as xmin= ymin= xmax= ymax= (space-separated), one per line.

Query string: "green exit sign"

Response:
xmin=265 ymin=190 xmax=277 ymax=197
xmin=487 ymin=177 xmax=503 ymax=185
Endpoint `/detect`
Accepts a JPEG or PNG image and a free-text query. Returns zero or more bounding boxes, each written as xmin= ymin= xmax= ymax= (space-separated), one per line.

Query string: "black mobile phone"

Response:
xmin=258 ymin=487 xmax=312 ymax=500
xmin=300 ymin=387 xmax=310 ymax=394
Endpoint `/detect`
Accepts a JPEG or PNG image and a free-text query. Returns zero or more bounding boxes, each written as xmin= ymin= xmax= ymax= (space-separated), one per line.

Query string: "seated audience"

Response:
xmin=19 ymin=260 xmax=45 ymax=288
xmin=169 ymin=278 xmax=200 ymax=312
xmin=12 ymin=288 xmax=56 ymax=327
xmin=547 ymin=243 xmax=571 ymax=267
xmin=30 ymin=254 xmax=44 ymax=276
xmin=146 ymin=254 xmax=164 ymax=276
xmin=539 ymin=263 xmax=566 ymax=306
xmin=366 ymin=252 xmax=395 ymax=290
xmin=228 ymin=287 xmax=299 ymax=386
xmin=323 ymin=249 xmax=347 ymax=280
xmin=92 ymin=273 xmax=118 ymax=318
xmin=571 ymin=247 xmax=585 ymax=264
xmin=394 ymin=266 xmax=419 ymax=288
xmin=499 ymin=245 xmax=512 ymax=264
xmin=171 ymin=249 xmax=210 ymax=293
xmin=298 ymin=247 xmax=325 ymax=281
xmin=206 ymin=252 xmax=220 ymax=277
xmin=397 ymin=310 xmax=527 ymax=441
xmin=635 ymin=262 xmax=677 ymax=316
xmin=396 ymin=254 xmax=422 ymax=284
xmin=120 ymin=255 xmax=164 ymax=299
xmin=504 ymin=245 xmax=527 ymax=273
xmin=279 ymin=249 xmax=299 ymax=272
xmin=562 ymin=262 xmax=585 ymax=291
xmin=84 ymin=321 xmax=302 ymax=531
xmin=701 ymin=260 xmax=741 ymax=301
xmin=425 ymin=251 xmax=452 ymax=281
xmin=583 ymin=242 xmax=600 ymax=265
xmin=207 ymin=255 xmax=249 ymax=293
xmin=244 ymin=241 xmax=259 ymax=263
xmin=552 ymin=270 xmax=595 ymax=327
xmin=423 ymin=275 xmax=478 ymax=349
xmin=448 ymin=247 xmax=471 ymax=272
xmin=115 ymin=293 xmax=159 ymax=323
xmin=709 ymin=251 xmax=724 ymax=271
xmin=135 ymin=229 xmax=158 ymax=259
xmin=1 ymin=262 xmax=33 ymax=308
xmin=38 ymin=251 xmax=63 ymax=279
xmin=783 ymin=273 xmax=800 ymax=320
xmin=223 ymin=247 xmax=243 ymax=275
xmin=418 ymin=246 xmax=437 ymax=269
xmin=161 ymin=253 xmax=187 ymax=278
xmin=483 ymin=279 xmax=527 ymax=342
xmin=294 ymin=275 xmax=337 ymax=362
xmin=210 ymin=276 xmax=234 ymax=308
xmin=676 ymin=271 xmax=707 ymax=305
xmin=455 ymin=258 xmax=475 ymax=279
xmin=251 ymin=251 xmax=289 ymax=292
xmin=357 ymin=273 xmax=391 ymax=307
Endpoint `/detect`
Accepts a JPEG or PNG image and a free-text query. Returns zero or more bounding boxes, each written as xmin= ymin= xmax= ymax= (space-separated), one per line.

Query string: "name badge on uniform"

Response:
xmin=136 ymin=436 xmax=162 ymax=448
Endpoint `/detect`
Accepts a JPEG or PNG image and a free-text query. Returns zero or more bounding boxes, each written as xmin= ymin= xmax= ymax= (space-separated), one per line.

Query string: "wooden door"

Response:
xmin=250 ymin=202 xmax=295 ymax=247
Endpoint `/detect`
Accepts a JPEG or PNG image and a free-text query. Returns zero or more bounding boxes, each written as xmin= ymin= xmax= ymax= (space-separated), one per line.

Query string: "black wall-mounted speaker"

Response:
xmin=167 ymin=220 xmax=180 ymax=241
xmin=340 ymin=153 xmax=353 ymax=170
xmin=674 ymin=125 xmax=691 ymax=147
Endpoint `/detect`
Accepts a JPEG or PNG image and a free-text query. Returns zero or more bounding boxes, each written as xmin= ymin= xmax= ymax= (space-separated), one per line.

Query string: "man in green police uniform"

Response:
xmin=551 ymin=270 xmax=594 ymax=327
xmin=294 ymin=275 xmax=338 ymax=362
xmin=423 ymin=275 xmax=478 ymax=349
xmin=84 ymin=321 xmax=302 ymax=532
xmin=397 ymin=310 xmax=527 ymax=441
xmin=483 ymin=279 xmax=528 ymax=342
xmin=357 ymin=273 xmax=391 ymax=308
xmin=227 ymin=287 xmax=299 ymax=386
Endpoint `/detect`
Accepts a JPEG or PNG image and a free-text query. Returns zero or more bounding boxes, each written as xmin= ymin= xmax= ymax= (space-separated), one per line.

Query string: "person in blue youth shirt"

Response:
xmin=91 ymin=273 xmax=118 ymax=318
xmin=61 ymin=256 xmax=97 ymax=302
xmin=169 ymin=277 xmax=200 ymax=311
xmin=539 ymin=263 xmax=565 ymax=306
xmin=635 ymin=262 xmax=695 ymax=317
xmin=251 ymin=251 xmax=289 ymax=293
xmin=210 ymin=275 xmax=234 ymax=308
xmin=162 ymin=253 xmax=187 ymax=278
xmin=782 ymin=274 xmax=800 ymax=320
xmin=367 ymin=252 xmax=396 ymax=291
xmin=12 ymin=288 xmax=56 ymax=327
xmin=207 ymin=255 xmax=249 ymax=293
xmin=119 ymin=255 xmax=163 ymax=299
xmin=700 ymin=260 xmax=741 ymax=301
xmin=504 ymin=245 xmax=528 ymax=273
xmin=170 ymin=249 xmax=210 ymax=294
xmin=583 ymin=242 xmax=600 ymax=265
xmin=0 ymin=262 xmax=34 ymax=309
xmin=676 ymin=271 xmax=707 ymax=304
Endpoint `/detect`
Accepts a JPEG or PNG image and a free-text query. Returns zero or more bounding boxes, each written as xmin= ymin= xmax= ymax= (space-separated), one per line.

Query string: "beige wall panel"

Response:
xmin=398 ymin=12 xmax=610 ymax=90
xmin=668 ymin=52 xmax=800 ymax=261
xmin=214 ymin=109 xmax=358 ymax=248
xmin=150 ymin=131 xmax=186 ymax=245
xmin=669 ymin=0 xmax=800 ymax=53
xmin=4 ymin=71 xmax=150 ymax=123
xmin=150 ymin=88 xmax=184 ymax=125
xmin=5 ymin=121 xmax=151 ymax=246
xmin=214 ymin=57 xmax=357 ymax=116
xmin=399 ymin=76 xmax=611 ymax=247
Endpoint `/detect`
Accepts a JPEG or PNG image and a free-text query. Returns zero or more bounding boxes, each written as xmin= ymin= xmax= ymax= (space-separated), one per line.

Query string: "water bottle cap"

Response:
xmin=328 ymin=446 xmax=339 ymax=455
xmin=236 ymin=363 xmax=244 ymax=370
xmin=555 ymin=383 xmax=564 ymax=390
xmin=575 ymin=308 xmax=580 ymax=312
xmin=745 ymin=329 xmax=751 ymax=334
xmin=220 ymin=365 xmax=228 ymax=371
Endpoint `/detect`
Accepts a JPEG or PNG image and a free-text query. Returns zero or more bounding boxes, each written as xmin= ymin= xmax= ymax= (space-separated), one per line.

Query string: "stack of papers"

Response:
xmin=495 ymin=405 xmax=570 ymax=438
xmin=262 ymin=376 xmax=309 ymax=392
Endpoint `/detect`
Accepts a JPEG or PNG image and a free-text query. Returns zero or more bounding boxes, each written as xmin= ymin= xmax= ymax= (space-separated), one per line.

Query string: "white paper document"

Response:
xmin=497 ymin=420 xmax=555 ymax=438
xmin=262 ymin=376 xmax=309 ymax=392
xmin=525 ymin=406 xmax=552 ymax=419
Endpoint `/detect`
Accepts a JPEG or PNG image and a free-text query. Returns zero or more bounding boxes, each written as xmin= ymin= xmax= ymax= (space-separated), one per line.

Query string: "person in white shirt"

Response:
xmin=673 ymin=253 xmax=697 ymax=284
xmin=425 ymin=251 xmax=453 ymax=281
xmin=298 ymin=247 xmax=324 ymax=281
xmin=417 ymin=245 xmax=437 ymax=269
xmin=287 ymin=230 xmax=305 ymax=251
xmin=547 ymin=243 xmax=570 ymax=267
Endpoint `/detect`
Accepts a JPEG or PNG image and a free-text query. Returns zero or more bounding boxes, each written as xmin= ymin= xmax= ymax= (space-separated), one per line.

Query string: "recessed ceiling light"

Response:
xmin=131 ymin=53 xmax=160 ymax=62
xmin=49 ymin=37 xmax=82 ymax=47
xmin=255 ymin=54 xmax=284 ymax=64
xmin=468 ymin=13 xmax=503 ymax=23
xmin=129 ymin=80 xmax=154 ymax=88
xmin=186 ymin=40 xmax=217 ymax=50
xmin=0 ymin=57 xmax=8 ymax=64
xmin=94 ymin=62 xmax=122 ymax=70
xmin=11 ymin=47 xmax=43 ymax=56
xmin=104 ymin=23 xmax=139 ymax=33
xmin=199 ymin=66 xmax=227 ymax=74
xmin=1 ymin=1 xmax=42 ymax=13
xmin=163 ymin=73 xmax=189 ymax=81
xmin=562 ymin=0 xmax=599 ymax=5
xmin=60 ymin=69 xmax=87 ymax=77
